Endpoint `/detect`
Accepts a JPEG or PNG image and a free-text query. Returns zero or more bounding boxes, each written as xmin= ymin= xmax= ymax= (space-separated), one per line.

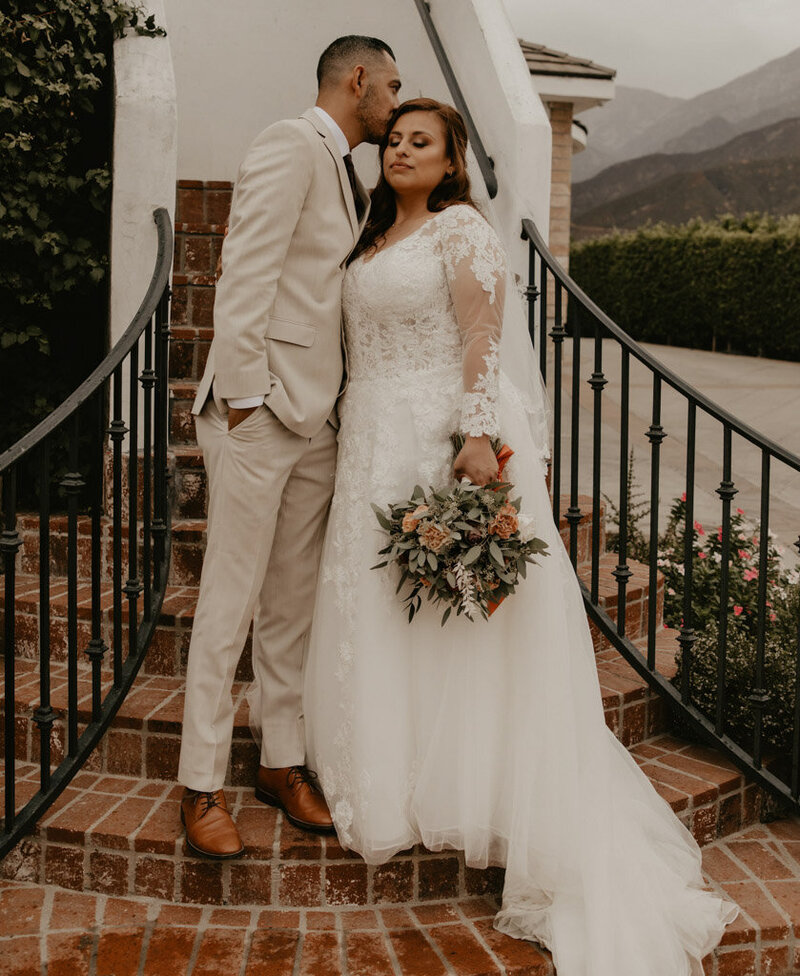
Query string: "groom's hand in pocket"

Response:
xmin=228 ymin=406 xmax=258 ymax=431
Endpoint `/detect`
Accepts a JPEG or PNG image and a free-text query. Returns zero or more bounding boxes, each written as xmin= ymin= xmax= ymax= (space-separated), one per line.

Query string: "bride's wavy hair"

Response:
xmin=349 ymin=98 xmax=476 ymax=263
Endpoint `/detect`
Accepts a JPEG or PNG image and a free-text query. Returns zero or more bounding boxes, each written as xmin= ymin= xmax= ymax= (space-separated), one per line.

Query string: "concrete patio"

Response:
xmin=552 ymin=342 xmax=800 ymax=561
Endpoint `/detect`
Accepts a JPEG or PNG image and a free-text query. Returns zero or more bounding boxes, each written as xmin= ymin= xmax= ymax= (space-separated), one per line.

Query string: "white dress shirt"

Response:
xmin=226 ymin=107 xmax=351 ymax=411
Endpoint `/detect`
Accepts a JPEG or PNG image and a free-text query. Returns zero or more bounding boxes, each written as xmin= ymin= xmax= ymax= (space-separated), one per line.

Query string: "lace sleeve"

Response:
xmin=438 ymin=205 xmax=506 ymax=438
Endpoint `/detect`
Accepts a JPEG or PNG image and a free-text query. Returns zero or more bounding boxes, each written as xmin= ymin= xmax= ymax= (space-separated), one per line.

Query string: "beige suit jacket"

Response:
xmin=192 ymin=109 xmax=370 ymax=437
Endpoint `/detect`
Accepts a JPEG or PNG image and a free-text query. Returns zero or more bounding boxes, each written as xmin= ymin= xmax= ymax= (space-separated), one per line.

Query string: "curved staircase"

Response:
xmin=3 ymin=182 xmax=800 ymax=975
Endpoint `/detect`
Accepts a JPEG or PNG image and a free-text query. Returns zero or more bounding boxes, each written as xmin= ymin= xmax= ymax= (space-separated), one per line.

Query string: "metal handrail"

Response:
xmin=522 ymin=213 xmax=800 ymax=812
xmin=522 ymin=218 xmax=800 ymax=472
xmin=1 ymin=208 xmax=173 ymax=858
xmin=413 ymin=0 xmax=498 ymax=200
xmin=0 ymin=209 xmax=173 ymax=474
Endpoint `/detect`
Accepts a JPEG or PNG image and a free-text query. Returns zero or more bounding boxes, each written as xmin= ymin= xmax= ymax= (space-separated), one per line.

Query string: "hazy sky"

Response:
xmin=503 ymin=0 xmax=800 ymax=98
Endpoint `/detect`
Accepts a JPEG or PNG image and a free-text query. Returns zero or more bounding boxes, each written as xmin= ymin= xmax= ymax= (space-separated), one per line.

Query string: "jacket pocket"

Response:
xmin=267 ymin=317 xmax=317 ymax=347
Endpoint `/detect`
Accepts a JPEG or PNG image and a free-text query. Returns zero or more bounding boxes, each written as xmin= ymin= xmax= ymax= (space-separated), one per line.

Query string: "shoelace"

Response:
xmin=286 ymin=766 xmax=322 ymax=794
xmin=195 ymin=790 xmax=223 ymax=818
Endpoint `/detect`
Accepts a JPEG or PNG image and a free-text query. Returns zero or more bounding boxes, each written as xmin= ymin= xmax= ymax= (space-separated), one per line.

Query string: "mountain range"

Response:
xmin=571 ymin=47 xmax=800 ymax=236
xmin=574 ymin=46 xmax=800 ymax=182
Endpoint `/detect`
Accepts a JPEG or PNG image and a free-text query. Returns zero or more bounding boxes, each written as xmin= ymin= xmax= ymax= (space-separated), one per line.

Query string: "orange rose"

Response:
xmin=488 ymin=502 xmax=518 ymax=540
xmin=418 ymin=522 xmax=452 ymax=553
xmin=402 ymin=504 xmax=429 ymax=533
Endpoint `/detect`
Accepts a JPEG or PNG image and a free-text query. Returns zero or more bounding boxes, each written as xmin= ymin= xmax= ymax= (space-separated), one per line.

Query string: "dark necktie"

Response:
xmin=343 ymin=153 xmax=365 ymax=222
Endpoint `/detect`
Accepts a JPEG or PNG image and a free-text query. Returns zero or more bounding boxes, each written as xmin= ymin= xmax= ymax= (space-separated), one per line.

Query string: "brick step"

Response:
xmin=3 ymin=637 xmax=763 ymax=868
xmin=167 ymin=513 xmax=611 ymax=594
xmin=0 ymin=725 xmax=763 ymax=910
xmin=2 ymin=796 xmax=796 ymax=974
xmin=7 ymin=488 xmax=609 ymax=590
xmin=4 ymin=636 xmax=675 ymax=785
xmin=3 ymin=544 xmax=659 ymax=687
xmin=0 ymin=878 xmax=553 ymax=975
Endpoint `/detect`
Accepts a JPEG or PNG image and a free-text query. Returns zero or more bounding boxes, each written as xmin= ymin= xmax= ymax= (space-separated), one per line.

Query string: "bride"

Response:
xmin=301 ymin=97 xmax=736 ymax=974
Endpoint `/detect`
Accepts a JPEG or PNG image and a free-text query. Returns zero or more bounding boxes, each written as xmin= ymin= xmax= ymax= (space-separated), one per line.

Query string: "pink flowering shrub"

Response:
xmin=657 ymin=498 xmax=795 ymax=636
xmin=607 ymin=477 xmax=800 ymax=755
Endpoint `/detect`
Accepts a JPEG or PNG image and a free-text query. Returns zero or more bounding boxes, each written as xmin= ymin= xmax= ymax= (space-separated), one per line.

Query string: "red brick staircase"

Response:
xmin=2 ymin=181 xmax=800 ymax=976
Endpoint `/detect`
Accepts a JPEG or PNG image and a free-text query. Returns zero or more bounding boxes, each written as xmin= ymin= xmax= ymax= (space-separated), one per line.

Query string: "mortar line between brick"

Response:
xmin=370 ymin=906 xmax=410 ymax=976
xmin=129 ymin=780 xmax=175 ymax=855
xmin=38 ymin=885 xmax=55 ymax=976
xmin=271 ymin=808 xmax=282 ymax=907
xmin=455 ymin=903 xmax=507 ymax=974
xmin=719 ymin=837 xmax=795 ymax=933
xmin=291 ymin=928 xmax=304 ymax=976
xmin=416 ymin=917 xmax=457 ymax=976
xmin=87 ymin=890 xmax=109 ymax=976
xmin=73 ymin=787 xmax=141 ymax=881
xmin=235 ymin=925 xmax=254 ymax=976
xmin=143 ymin=686 xmax=184 ymax=726
xmin=234 ymin=911 xmax=260 ymax=976
xmin=752 ymin=830 xmax=800 ymax=878
xmin=184 ymin=905 xmax=211 ymax=976
xmin=337 ymin=926 xmax=349 ymax=976
xmin=135 ymin=913 xmax=158 ymax=976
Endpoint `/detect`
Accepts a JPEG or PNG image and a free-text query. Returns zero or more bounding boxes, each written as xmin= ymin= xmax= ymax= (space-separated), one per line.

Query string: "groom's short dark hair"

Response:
xmin=317 ymin=35 xmax=396 ymax=89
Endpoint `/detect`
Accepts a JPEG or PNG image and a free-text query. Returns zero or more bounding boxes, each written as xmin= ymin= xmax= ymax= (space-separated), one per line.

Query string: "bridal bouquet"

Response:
xmin=371 ymin=437 xmax=549 ymax=624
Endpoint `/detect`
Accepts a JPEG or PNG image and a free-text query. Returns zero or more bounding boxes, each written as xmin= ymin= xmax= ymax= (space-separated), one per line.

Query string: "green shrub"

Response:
xmin=0 ymin=2 xmax=163 ymax=454
xmin=682 ymin=587 xmax=800 ymax=755
xmin=570 ymin=215 xmax=800 ymax=361
xmin=605 ymin=466 xmax=800 ymax=756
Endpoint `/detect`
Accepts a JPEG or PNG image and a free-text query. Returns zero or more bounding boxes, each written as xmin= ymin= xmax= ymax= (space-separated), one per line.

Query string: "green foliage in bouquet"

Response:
xmin=371 ymin=480 xmax=549 ymax=626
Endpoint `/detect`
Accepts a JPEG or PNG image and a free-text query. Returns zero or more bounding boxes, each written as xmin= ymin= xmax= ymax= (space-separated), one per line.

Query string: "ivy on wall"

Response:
xmin=569 ymin=215 xmax=800 ymax=362
xmin=0 ymin=1 xmax=164 ymax=452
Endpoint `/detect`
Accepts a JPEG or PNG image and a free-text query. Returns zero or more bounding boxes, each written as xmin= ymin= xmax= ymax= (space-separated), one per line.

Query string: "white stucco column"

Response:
xmin=425 ymin=0 xmax=552 ymax=276
xmin=110 ymin=0 xmax=177 ymax=349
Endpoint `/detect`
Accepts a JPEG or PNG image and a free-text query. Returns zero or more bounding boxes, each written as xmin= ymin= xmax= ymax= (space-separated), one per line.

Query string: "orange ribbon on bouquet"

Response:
xmin=495 ymin=443 xmax=514 ymax=481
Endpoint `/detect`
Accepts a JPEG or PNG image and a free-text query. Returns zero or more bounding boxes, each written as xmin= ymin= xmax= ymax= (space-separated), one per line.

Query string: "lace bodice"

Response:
xmin=342 ymin=204 xmax=506 ymax=437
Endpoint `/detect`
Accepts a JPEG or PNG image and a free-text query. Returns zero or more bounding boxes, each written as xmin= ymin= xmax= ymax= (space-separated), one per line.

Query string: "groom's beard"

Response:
xmin=357 ymin=85 xmax=391 ymax=145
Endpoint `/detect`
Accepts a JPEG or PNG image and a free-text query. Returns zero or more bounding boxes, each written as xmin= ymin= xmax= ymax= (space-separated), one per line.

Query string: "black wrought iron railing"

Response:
xmin=0 ymin=207 xmax=173 ymax=857
xmin=417 ymin=0 xmax=800 ymax=810
xmin=522 ymin=216 xmax=800 ymax=811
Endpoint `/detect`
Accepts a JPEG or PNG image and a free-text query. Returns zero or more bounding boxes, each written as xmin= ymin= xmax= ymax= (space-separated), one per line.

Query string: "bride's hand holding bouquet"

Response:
xmin=371 ymin=435 xmax=548 ymax=625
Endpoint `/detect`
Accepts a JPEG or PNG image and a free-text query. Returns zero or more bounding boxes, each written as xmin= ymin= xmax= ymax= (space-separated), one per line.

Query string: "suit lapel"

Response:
xmin=301 ymin=109 xmax=360 ymax=241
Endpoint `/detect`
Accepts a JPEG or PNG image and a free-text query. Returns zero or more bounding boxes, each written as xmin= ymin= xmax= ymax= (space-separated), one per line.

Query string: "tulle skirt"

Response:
xmin=301 ymin=369 xmax=737 ymax=975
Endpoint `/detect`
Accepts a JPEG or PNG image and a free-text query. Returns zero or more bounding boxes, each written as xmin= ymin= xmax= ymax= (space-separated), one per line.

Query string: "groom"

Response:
xmin=178 ymin=35 xmax=401 ymax=858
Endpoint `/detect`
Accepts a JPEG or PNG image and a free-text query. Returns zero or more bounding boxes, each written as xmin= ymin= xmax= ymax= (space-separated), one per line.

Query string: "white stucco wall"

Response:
xmin=164 ymin=0 xmax=551 ymax=273
xmin=110 ymin=0 xmax=177 ymax=347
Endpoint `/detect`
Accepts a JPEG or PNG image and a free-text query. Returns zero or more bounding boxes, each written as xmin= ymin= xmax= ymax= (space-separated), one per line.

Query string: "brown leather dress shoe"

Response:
xmin=180 ymin=788 xmax=244 ymax=859
xmin=255 ymin=765 xmax=335 ymax=833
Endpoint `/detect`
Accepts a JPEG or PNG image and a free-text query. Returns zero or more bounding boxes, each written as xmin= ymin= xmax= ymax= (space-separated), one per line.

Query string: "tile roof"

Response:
xmin=519 ymin=40 xmax=616 ymax=81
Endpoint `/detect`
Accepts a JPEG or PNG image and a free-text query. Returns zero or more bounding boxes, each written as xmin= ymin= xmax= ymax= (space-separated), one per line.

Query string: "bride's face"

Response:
xmin=383 ymin=111 xmax=452 ymax=199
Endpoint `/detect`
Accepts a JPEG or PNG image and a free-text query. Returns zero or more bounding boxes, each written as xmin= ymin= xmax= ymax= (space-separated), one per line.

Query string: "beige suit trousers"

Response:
xmin=177 ymin=400 xmax=337 ymax=790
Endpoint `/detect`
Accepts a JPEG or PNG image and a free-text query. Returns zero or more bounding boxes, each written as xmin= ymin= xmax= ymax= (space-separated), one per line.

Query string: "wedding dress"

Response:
xmin=302 ymin=204 xmax=736 ymax=975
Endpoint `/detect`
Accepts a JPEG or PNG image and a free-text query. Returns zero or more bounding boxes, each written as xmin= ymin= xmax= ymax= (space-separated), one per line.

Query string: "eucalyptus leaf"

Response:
xmin=489 ymin=541 xmax=504 ymax=566
xmin=463 ymin=545 xmax=482 ymax=566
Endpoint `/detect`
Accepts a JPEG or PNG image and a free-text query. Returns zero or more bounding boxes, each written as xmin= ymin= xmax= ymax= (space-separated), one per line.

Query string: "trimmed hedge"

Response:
xmin=569 ymin=215 xmax=800 ymax=361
